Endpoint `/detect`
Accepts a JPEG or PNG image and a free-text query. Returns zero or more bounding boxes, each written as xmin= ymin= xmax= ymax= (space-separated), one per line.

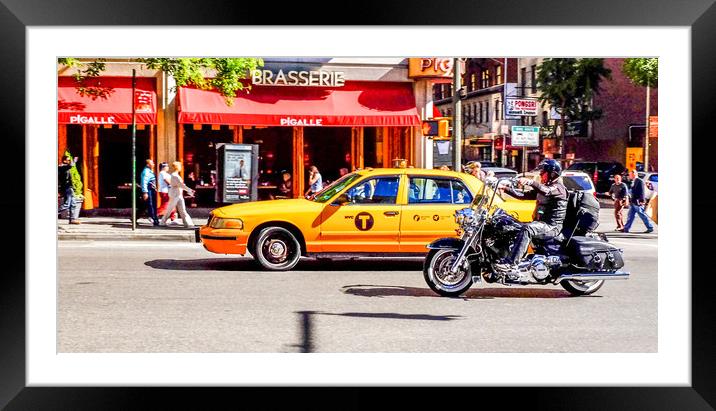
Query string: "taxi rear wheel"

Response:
xmin=254 ymin=226 xmax=301 ymax=271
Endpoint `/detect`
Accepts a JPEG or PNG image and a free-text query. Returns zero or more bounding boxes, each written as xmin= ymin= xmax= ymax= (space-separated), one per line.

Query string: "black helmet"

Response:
xmin=537 ymin=159 xmax=561 ymax=180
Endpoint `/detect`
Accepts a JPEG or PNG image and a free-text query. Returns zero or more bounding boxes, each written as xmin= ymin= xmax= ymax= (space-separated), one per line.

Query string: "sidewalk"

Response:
xmin=58 ymin=207 xmax=656 ymax=242
xmin=57 ymin=217 xmax=208 ymax=242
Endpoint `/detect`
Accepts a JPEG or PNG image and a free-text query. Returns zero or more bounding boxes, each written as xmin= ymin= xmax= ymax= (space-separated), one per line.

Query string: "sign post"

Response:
xmin=131 ymin=69 xmax=136 ymax=231
xmin=511 ymin=125 xmax=540 ymax=173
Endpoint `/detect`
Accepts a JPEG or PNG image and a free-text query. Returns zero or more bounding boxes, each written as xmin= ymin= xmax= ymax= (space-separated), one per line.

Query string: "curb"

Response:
xmin=58 ymin=233 xmax=197 ymax=242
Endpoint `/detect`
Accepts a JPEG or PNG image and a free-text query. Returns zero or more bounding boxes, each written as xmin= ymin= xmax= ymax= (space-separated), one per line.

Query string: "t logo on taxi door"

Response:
xmin=355 ymin=212 xmax=374 ymax=231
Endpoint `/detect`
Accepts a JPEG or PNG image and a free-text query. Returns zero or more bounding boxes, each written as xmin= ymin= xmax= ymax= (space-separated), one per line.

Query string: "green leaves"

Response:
xmin=58 ymin=57 xmax=265 ymax=105
xmin=139 ymin=58 xmax=264 ymax=105
xmin=622 ymin=58 xmax=658 ymax=88
xmin=536 ymin=58 xmax=612 ymax=123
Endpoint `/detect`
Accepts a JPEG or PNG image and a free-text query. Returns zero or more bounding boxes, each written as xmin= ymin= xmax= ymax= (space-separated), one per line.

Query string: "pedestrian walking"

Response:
xmin=57 ymin=153 xmax=82 ymax=224
xmin=623 ymin=169 xmax=655 ymax=233
xmin=140 ymin=159 xmax=160 ymax=226
xmin=608 ymin=173 xmax=629 ymax=231
xmin=305 ymin=165 xmax=323 ymax=197
xmin=157 ymin=162 xmax=176 ymax=222
xmin=159 ymin=161 xmax=195 ymax=227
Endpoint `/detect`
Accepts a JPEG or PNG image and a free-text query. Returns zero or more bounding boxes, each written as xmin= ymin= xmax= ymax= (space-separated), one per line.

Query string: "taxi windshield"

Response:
xmin=311 ymin=173 xmax=362 ymax=203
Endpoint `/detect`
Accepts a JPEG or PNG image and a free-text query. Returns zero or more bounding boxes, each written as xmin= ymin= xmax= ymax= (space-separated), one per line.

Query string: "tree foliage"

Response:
xmin=622 ymin=58 xmax=658 ymax=88
xmin=536 ymin=58 xmax=611 ymax=122
xmin=57 ymin=57 xmax=264 ymax=105
xmin=141 ymin=58 xmax=264 ymax=105
xmin=62 ymin=149 xmax=84 ymax=198
xmin=536 ymin=58 xmax=611 ymax=155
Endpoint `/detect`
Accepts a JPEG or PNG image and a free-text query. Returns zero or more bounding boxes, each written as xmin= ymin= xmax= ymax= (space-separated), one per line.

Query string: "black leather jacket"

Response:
xmin=505 ymin=178 xmax=568 ymax=227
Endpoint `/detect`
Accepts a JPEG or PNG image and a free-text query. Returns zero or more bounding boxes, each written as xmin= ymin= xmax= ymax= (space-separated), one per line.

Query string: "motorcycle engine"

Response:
xmin=525 ymin=255 xmax=562 ymax=282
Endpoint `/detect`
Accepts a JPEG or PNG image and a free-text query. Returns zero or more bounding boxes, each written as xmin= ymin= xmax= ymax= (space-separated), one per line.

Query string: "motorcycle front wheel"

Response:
xmin=423 ymin=248 xmax=473 ymax=297
xmin=560 ymin=279 xmax=605 ymax=296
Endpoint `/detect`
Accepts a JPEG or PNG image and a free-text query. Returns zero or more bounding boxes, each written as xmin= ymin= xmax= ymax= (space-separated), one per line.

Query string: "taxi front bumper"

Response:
xmin=197 ymin=225 xmax=249 ymax=255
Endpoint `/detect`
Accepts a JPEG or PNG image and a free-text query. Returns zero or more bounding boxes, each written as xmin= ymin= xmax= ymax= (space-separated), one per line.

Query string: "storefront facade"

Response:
xmin=57 ymin=73 xmax=159 ymax=208
xmin=58 ymin=58 xmax=439 ymax=208
xmin=176 ymin=58 xmax=429 ymax=203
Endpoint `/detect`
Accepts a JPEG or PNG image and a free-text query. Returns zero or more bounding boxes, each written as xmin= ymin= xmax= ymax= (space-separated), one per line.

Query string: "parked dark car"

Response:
xmin=566 ymin=161 xmax=626 ymax=194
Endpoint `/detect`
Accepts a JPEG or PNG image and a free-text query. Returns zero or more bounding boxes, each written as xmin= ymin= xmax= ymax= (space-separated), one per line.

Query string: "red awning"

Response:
xmin=178 ymin=81 xmax=421 ymax=127
xmin=58 ymin=76 xmax=157 ymax=125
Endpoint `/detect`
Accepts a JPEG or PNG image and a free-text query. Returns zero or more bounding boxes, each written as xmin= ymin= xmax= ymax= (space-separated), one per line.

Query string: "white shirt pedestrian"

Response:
xmin=159 ymin=162 xmax=195 ymax=227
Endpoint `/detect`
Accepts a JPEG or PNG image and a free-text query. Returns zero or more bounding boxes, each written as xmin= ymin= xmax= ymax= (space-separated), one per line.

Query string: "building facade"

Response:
xmin=434 ymin=57 xmax=658 ymax=172
xmin=58 ymin=58 xmax=447 ymax=209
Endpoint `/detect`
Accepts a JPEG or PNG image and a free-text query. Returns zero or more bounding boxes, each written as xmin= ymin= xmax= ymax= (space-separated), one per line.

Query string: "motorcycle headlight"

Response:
xmin=210 ymin=217 xmax=244 ymax=230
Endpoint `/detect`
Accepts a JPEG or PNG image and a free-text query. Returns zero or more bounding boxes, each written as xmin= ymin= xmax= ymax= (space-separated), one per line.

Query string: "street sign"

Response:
xmin=649 ymin=116 xmax=658 ymax=138
xmin=626 ymin=147 xmax=643 ymax=171
xmin=505 ymin=97 xmax=539 ymax=117
xmin=511 ymin=126 xmax=540 ymax=147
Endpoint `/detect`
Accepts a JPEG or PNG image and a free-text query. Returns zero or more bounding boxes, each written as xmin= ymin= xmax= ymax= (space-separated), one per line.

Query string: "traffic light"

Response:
xmin=422 ymin=119 xmax=450 ymax=138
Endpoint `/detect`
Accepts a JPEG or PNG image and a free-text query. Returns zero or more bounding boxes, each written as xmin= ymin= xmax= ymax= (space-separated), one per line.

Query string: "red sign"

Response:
xmin=649 ymin=116 xmax=658 ymax=138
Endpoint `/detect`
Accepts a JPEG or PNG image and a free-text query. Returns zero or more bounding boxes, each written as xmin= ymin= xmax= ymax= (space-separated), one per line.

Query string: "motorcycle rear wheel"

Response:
xmin=560 ymin=279 xmax=605 ymax=296
xmin=423 ymin=249 xmax=473 ymax=297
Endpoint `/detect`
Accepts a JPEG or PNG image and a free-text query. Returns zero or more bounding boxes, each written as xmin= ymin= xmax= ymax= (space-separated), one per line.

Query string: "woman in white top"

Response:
xmin=157 ymin=162 xmax=176 ymax=222
xmin=159 ymin=161 xmax=195 ymax=227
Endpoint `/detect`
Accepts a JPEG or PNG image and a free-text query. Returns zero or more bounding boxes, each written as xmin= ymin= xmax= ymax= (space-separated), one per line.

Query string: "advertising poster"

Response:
xmin=224 ymin=150 xmax=252 ymax=202
xmin=217 ymin=144 xmax=258 ymax=203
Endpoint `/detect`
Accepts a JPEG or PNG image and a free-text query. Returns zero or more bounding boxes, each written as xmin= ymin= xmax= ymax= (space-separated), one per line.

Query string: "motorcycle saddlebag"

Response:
xmin=565 ymin=236 xmax=624 ymax=270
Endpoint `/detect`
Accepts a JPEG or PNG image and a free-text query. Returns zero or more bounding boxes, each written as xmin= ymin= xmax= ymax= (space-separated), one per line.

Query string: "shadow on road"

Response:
xmin=145 ymin=257 xmax=424 ymax=272
xmin=341 ymin=284 xmax=577 ymax=299
xmin=289 ymin=310 xmax=462 ymax=353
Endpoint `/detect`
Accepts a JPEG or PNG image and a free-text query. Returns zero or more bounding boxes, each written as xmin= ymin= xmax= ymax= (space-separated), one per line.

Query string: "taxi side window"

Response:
xmin=408 ymin=177 xmax=472 ymax=204
xmin=345 ymin=176 xmax=400 ymax=204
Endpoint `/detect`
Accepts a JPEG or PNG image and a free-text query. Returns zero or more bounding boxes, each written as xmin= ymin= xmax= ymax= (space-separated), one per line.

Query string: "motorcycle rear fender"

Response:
xmin=426 ymin=237 xmax=465 ymax=251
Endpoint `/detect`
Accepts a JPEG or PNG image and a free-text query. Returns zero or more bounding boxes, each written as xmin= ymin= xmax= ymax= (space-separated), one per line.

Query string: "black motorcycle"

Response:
xmin=423 ymin=177 xmax=629 ymax=297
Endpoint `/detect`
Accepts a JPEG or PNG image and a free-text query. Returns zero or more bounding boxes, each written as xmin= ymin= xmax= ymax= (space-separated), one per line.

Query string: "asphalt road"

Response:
xmin=58 ymin=217 xmax=657 ymax=353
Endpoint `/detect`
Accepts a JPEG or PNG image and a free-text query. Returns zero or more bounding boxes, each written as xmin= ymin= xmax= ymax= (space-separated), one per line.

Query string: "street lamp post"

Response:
xmin=453 ymin=58 xmax=462 ymax=171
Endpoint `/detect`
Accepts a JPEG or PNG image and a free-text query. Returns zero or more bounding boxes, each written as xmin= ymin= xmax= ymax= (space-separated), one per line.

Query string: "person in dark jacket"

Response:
xmin=495 ymin=159 xmax=568 ymax=275
xmin=57 ymin=154 xmax=80 ymax=224
xmin=623 ymin=169 xmax=654 ymax=233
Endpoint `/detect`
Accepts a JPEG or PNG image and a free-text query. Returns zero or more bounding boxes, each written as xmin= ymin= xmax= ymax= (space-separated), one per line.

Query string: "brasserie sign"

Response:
xmin=251 ymin=69 xmax=346 ymax=87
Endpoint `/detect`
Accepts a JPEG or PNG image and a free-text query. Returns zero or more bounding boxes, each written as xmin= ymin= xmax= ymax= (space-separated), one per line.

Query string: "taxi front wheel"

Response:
xmin=254 ymin=226 xmax=302 ymax=271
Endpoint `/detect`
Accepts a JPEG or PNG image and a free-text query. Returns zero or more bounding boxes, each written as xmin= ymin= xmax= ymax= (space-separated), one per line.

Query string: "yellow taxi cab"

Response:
xmin=198 ymin=167 xmax=535 ymax=270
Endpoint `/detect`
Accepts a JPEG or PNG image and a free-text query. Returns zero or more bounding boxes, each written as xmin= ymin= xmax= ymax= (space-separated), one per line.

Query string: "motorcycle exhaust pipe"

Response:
xmin=553 ymin=271 xmax=630 ymax=283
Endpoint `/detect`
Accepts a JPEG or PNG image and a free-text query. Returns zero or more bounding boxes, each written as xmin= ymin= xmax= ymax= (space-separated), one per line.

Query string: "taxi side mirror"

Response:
xmin=332 ymin=193 xmax=350 ymax=206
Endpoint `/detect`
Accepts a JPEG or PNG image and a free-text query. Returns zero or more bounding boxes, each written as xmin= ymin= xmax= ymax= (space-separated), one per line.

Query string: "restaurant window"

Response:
xmin=496 ymin=65 xmax=503 ymax=84
xmin=434 ymin=85 xmax=442 ymax=100
xmin=520 ymin=67 xmax=527 ymax=96
xmin=183 ymin=124 xmax=233 ymax=205
xmin=531 ymin=64 xmax=537 ymax=93
xmin=481 ymin=69 xmax=490 ymax=88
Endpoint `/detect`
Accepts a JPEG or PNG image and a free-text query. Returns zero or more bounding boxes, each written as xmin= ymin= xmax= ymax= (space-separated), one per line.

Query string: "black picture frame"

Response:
xmin=1 ymin=0 xmax=712 ymax=409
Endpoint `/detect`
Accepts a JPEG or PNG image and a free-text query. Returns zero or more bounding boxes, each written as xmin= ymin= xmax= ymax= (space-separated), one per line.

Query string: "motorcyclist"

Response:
xmin=494 ymin=159 xmax=568 ymax=275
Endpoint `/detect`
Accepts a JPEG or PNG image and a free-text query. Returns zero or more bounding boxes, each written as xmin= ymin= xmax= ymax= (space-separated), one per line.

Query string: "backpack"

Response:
xmin=563 ymin=190 xmax=600 ymax=236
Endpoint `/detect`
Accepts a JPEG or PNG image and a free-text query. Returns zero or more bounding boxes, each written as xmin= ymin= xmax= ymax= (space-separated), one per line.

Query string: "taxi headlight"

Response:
xmin=210 ymin=217 xmax=244 ymax=230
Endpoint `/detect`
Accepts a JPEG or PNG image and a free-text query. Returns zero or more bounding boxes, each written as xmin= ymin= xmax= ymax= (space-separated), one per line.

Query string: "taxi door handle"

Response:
xmin=384 ymin=211 xmax=399 ymax=216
